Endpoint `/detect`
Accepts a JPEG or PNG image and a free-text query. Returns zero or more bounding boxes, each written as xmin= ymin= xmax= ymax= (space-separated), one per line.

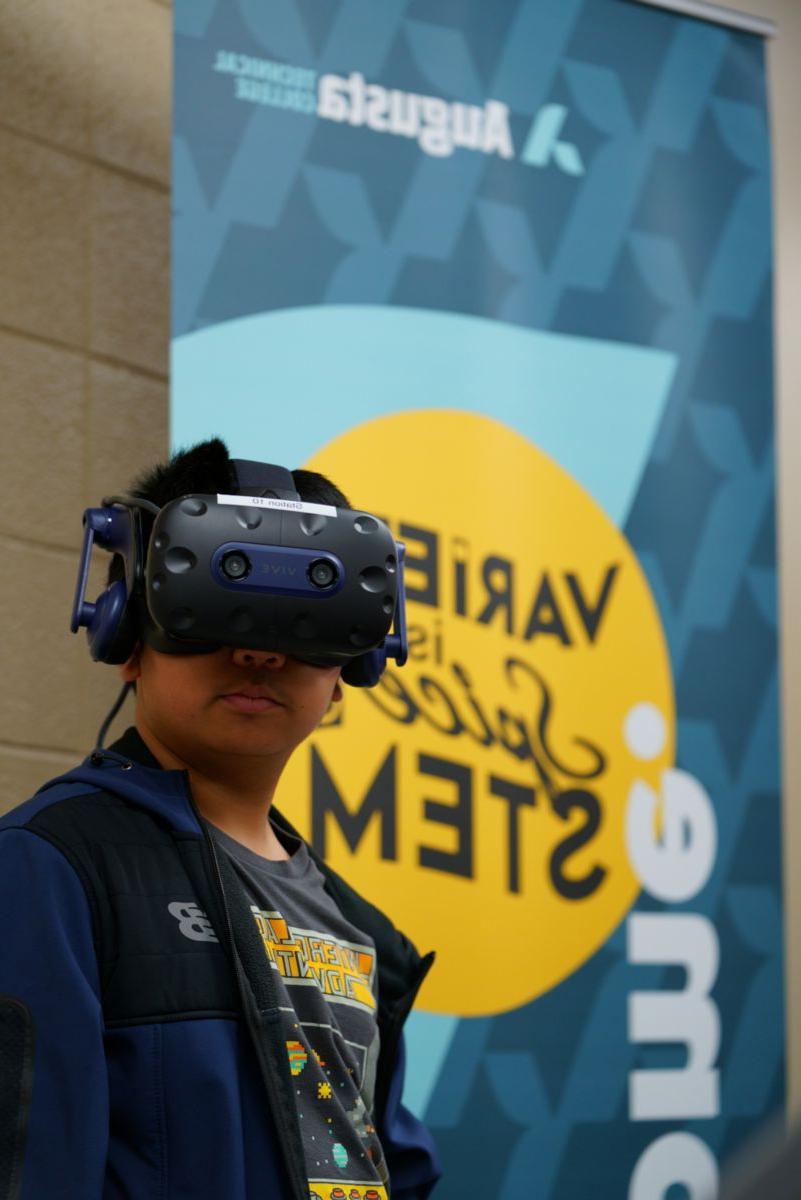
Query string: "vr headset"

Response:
xmin=70 ymin=459 xmax=407 ymax=688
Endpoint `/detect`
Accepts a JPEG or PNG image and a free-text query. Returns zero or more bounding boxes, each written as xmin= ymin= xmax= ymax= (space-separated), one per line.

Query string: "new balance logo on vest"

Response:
xmin=168 ymin=900 xmax=219 ymax=943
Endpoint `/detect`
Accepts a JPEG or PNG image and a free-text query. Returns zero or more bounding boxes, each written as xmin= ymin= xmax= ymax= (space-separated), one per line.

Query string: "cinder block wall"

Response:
xmin=0 ymin=0 xmax=170 ymax=800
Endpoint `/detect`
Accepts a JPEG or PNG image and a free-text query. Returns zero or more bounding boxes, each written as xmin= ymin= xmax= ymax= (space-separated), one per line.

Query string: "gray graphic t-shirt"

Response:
xmin=208 ymin=819 xmax=389 ymax=1200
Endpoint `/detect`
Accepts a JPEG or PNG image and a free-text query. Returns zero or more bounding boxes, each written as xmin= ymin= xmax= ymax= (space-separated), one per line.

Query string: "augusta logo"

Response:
xmin=213 ymin=51 xmax=584 ymax=173
xmin=317 ymin=71 xmax=514 ymax=160
xmin=277 ymin=411 xmax=675 ymax=1017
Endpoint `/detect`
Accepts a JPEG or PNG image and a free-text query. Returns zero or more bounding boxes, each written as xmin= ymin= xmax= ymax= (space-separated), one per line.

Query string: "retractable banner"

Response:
xmin=172 ymin=1 xmax=781 ymax=1195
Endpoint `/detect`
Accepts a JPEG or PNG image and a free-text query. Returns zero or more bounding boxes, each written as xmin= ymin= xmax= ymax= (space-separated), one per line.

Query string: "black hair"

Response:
xmin=128 ymin=436 xmax=350 ymax=510
xmin=108 ymin=437 xmax=351 ymax=584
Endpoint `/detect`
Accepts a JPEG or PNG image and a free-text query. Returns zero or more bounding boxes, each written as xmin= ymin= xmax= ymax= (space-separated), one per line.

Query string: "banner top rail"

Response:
xmin=631 ymin=0 xmax=776 ymax=36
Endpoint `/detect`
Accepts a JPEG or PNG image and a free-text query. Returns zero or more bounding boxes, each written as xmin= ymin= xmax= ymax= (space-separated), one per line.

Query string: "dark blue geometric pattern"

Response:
xmin=677 ymin=581 xmax=776 ymax=777
xmin=693 ymin=279 xmax=774 ymax=461
xmin=174 ymin=2 xmax=781 ymax=1196
xmin=554 ymin=243 xmax=672 ymax=346
xmin=632 ymin=111 xmax=752 ymax=297
xmin=626 ymin=413 xmax=726 ymax=610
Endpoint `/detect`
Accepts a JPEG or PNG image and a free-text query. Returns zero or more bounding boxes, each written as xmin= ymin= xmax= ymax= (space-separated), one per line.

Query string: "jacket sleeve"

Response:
xmin=379 ymin=1033 xmax=442 ymax=1199
xmin=0 ymin=827 xmax=109 ymax=1199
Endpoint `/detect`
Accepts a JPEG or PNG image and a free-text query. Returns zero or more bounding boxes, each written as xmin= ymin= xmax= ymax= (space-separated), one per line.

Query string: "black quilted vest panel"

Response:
xmin=27 ymin=791 xmax=240 ymax=1026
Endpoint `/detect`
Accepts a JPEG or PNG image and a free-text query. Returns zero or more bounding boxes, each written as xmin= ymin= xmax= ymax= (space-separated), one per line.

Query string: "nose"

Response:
xmin=230 ymin=647 xmax=287 ymax=669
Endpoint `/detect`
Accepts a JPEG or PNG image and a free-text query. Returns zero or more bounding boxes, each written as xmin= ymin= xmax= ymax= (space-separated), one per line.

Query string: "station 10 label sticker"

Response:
xmin=275 ymin=410 xmax=675 ymax=1016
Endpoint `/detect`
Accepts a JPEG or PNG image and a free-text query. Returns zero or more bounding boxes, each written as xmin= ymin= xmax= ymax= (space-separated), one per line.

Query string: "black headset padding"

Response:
xmin=341 ymin=648 xmax=386 ymax=688
xmin=99 ymin=601 xmax=140 ymax=665
xmin=87 ymin=579 xmax=140 ymax=664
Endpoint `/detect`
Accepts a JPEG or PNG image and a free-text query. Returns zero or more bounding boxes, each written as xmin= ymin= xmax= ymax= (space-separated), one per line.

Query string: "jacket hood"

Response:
xmin=35 ymin=726 xmax=203 ymax=835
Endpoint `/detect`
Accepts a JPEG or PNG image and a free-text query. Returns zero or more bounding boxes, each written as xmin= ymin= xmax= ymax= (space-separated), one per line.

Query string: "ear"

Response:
xmin=332 ymin=678 xmax=344 ymax=703
xmin=119 ymin=645 xmax=142 ymax=684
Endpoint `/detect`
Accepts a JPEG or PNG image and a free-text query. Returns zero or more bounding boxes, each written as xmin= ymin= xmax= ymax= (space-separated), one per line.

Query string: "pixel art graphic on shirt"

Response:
xmin=287 ymin=1040 xmax=308 ymax=1076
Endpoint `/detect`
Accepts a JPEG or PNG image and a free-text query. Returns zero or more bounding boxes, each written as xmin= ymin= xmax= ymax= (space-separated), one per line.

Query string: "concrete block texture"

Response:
xmin=0 ymin=330 xmax=86 ymax=547
xmin=90 ymin=0 xmax=171 ymax=184
xmin=0 ymin=540 xmax=123 ymax=754
xmin=0 ymin=745 xmax=79 ymax=817
xmin=87 ymin=359 xmax=168 ymax=503
xmin=89 ymin=165 xmax=169 ymax=375
xmin=0 ymin=129 xmax=90 ymax=346
xmin=0 ymin=0 xmax=171 ymax=790
xmin=0 ymin=0 xmax=92 ymax=154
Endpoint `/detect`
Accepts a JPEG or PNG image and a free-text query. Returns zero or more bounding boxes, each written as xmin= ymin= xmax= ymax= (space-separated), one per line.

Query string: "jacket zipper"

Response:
xmin=184 ymin=780 xmax=310 ymax=1200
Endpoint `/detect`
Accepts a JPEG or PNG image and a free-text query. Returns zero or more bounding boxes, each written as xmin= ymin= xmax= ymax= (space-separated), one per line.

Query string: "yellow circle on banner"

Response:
xmin=274 ymin=410 xmax=675 ymax=1017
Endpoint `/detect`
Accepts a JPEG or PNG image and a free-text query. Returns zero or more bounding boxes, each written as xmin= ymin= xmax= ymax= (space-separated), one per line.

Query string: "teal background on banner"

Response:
xmin=173 ymin=0 xmax=781 ymax=1194
xmin=172 ymin=306 xmax=677 ymax=525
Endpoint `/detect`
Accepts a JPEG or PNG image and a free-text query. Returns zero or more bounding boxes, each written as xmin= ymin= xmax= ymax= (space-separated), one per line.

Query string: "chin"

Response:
xmin=215 ymin=728 xmax=296 ymax=758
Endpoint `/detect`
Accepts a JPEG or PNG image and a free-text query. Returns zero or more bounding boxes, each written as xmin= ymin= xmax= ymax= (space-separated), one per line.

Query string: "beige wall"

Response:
xmin=0 ymin=0 xmax=171 ymax=799
xmin=1 ymin=0 xmax=799 ymax=1118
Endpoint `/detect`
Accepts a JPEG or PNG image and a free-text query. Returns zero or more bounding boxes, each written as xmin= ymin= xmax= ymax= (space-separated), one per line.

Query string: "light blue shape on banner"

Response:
xmin=402 ymin=1012 xmax=460 ymax=1119
xmin=171 ymin=305 xmax=677 ymax=527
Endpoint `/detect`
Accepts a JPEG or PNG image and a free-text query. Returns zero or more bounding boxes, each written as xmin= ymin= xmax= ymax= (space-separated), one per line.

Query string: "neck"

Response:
xmin=134 ymin=716 xmax=292 ymax=861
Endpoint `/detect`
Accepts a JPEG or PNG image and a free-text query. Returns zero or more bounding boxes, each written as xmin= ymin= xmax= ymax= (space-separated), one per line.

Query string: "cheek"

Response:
xmin=317 ymin=672 xmax=343 ymax=708
xmin=141 ymin=664 xmax=206 ymax=716
xmin=296 ymin=676 xmax=341 ymax=721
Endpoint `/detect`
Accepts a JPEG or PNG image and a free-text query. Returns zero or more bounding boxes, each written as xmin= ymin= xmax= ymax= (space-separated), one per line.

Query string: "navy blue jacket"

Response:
xmin=0 ymin=728 xmax=440 ymax=1200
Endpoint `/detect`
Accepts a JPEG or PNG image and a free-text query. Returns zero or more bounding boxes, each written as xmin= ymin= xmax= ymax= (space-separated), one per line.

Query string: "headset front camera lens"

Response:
xmin=221 ymin=551 xmax=251 ymax=581
xmin=309 ymin=559 xmax=337 ymax=589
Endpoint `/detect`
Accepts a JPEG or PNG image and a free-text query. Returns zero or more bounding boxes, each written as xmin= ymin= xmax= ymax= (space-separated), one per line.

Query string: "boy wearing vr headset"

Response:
xmin=0 ymin=439 xmax=440 ymax=1200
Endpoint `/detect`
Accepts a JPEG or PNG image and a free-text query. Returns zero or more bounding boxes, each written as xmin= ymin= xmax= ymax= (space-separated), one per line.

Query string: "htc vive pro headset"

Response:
xmin=70 ymin=458 xmax=408 ymax=688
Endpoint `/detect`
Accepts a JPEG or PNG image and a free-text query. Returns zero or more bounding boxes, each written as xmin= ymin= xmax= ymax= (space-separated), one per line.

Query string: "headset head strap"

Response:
xmin=231 ymin=459 xmax=298 ymax=500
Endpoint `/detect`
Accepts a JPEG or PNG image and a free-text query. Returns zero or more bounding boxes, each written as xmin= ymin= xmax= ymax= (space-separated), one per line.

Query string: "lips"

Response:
xmin=218 ymin=687 xmax=283 ymax=714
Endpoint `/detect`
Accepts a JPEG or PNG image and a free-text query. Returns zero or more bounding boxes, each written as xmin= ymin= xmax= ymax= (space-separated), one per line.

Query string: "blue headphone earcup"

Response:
xmin=86 ymin=581 xmax=137 ymax=664
xmin=341 ymin=647 xmax=387 ymax=688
